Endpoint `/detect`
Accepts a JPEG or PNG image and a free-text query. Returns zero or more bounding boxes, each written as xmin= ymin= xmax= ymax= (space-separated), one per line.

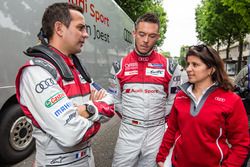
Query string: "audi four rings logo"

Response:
xmin=215 ymin=97 xmax=225 ymax=102
xmin=35 ymin=78 xmax=56 ymax=93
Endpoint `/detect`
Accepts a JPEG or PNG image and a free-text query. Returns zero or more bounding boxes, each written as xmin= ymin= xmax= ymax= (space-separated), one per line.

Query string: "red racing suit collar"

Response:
xmin=132 ymin=49 xmax=156 ymax=62
xmin=49 ymin=46 xmax=74 ymax=67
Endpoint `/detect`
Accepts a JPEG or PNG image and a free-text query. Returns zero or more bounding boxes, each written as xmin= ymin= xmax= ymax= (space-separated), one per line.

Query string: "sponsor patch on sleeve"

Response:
xmin=45 ymin=91 xmax=66 ymax=108
xmin=53 ymin=102 xmax=73 ymax=117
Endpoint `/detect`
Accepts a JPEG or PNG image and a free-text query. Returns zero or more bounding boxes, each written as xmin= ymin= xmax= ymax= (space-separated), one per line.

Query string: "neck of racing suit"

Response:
xmin=134 ymin=47 xmax=154 ymax=57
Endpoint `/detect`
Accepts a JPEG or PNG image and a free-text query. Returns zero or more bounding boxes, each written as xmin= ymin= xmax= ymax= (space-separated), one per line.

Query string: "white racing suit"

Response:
xmin=16 ymin=48 xmax=114 ymax=167
xmin=108 ymin=50 xmax=184 ymax=167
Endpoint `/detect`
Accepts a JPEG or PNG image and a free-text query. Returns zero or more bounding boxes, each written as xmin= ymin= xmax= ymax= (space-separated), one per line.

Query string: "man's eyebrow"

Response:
xmin=138 ymin=31 xmax=158 ymax=35
xmin=77 ymin=24 xmax=86 ymax=28
xmin=79 ymin=24 xmax=86 ymax=27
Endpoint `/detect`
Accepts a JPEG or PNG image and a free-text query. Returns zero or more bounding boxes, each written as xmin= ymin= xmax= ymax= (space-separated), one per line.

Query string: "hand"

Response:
xmin=157 ymin=162 xmax=164 ymax=167
xmin=89 ymin=89 xmax=106 ymax=101
xmin=76 ymin=105 xmax=89 ymax=118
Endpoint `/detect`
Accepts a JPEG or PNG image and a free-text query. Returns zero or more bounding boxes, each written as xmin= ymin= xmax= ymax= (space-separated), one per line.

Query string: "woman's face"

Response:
xmin=186 ymin=55 xmax=213 ymax=85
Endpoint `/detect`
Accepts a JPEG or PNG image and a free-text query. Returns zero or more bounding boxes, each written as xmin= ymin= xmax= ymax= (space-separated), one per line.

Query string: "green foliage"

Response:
xmin=195 ymin=0 xmax=249 ymax=72
xmin=114 ymin=0 xmax=168 ymax=46
xmin=160 ymin=51 xmax=171 ymax=57
xmin=220 ymin=0 xmax=250 ymax=31
xmin=195 ymin=0 xmax=249 ymax=46
xmin=178 ymin=45 xmax=188 ymax=68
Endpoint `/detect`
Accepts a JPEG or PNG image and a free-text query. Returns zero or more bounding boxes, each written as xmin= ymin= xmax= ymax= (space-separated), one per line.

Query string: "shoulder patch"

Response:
xmin=32 ymin=58 xmax=58 ymax=80
xmin=168 ymin=58 xmax=177 ymax=75
xmin=112 ymin=59 xmax=122 ymax=73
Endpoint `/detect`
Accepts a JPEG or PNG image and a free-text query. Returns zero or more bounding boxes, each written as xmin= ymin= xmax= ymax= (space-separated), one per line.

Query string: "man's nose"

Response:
xmin=143 ymin=35 xmax=149 ymax=43
xmin=83 ymin=31 xmax=89 ymax=38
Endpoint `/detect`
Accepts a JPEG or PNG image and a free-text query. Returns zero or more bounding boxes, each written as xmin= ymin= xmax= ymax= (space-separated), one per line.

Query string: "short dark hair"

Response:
xmin=186 ymin=44 xmax=234 ymax=91
xmin=135 ymin=13 xmax=160 ymax=31
xmin=42 ymin=3 xmax=83 ymax=40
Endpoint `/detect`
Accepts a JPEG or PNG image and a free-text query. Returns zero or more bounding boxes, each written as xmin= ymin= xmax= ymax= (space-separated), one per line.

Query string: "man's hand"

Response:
xmin=89 ymin=89 xmax=106 ymax=101
xmin=157 ymin=162 xmax=164 ymax=167
xmin=75 ymin=104 xmax=89 ymax=118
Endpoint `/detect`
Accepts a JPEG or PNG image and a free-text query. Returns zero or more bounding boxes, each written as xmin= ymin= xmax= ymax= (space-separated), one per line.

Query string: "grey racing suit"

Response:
xmin=16 ymin=52 xmax=114 ymax=167
xmin=108 ymin=50 xmax=184 ymax=167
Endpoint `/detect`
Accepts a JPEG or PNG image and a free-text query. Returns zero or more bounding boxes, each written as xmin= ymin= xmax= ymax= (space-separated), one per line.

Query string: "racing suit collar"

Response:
xmin=134 ymin=47 xmax=154 ymax=57
xmin=133 ymin=49 xmax=155 ymax=62
xmin=49 ymin=45 xmax=74 ymax=67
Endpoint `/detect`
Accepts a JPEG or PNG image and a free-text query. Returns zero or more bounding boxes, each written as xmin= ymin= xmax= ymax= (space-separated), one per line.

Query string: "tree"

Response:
xmin=160 ymin=51 xmax=171 ymax=57
xmin=178 ymin=45 xmax=188 ymax=68
xmin=195 ymin=0 xmax=249 ymax=72
xmin=220 ymin=0 xmax=250 ymax=30
xmin=114 ymin=0 xmax=168 ymax=46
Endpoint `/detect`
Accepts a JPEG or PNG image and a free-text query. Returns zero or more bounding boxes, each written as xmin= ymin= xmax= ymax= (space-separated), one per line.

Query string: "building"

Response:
xmin=218 ymin=34 xmax=250 ymax=76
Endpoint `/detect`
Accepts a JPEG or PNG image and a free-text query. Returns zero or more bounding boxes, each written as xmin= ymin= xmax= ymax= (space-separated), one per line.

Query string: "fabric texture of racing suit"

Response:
xmin=109 ymin=49 xmax=182 ymax=167
xmin=16 ymin=47 xmax=114 ymax=167
xmin=156 ymin=82 xmax=250 ymax=167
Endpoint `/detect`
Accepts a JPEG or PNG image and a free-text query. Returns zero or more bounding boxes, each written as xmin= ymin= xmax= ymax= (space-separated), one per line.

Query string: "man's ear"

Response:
xmin=132 ymin=30 xmax=136 ymax=38
xmin=54 ymin=21 xmax=64 ymax=37
xmin=156 ymin=33 xmax=160 ymax=40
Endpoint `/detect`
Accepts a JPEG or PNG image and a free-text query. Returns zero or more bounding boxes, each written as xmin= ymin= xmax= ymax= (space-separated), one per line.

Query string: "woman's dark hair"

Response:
xmin=42 ymin=3 xmax=83 ymax=40
xmin=186 ymin=44 xmax=234 ymax=91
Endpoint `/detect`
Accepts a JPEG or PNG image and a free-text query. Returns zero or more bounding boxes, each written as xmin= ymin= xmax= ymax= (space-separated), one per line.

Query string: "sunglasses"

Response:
xmin=188 ymin=44 xmax=216 ymax=68
xmin=189 ymin=44 xmax=213 ymax=57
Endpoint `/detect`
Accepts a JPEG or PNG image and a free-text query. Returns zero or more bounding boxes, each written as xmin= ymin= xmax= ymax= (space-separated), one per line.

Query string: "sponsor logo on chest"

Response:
xmin=146 ymin=68 xmax=165 ymax=77
xmin=125 ymin=62 xmax=138 ymax=70
xmin=124 ymin=63 xmax=138 ymax=76
xmin=123 ymin=88 xmax=159 ymax=94
xmin=124 ymin=70 xmax=138 ymax=76
xmin=148 ymin=63 xmax=163 ymax=68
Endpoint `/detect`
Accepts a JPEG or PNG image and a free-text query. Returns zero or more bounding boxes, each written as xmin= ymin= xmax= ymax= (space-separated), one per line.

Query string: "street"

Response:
xmin=4 ymin=114 xmax=250 ymax=167
xmin=8 ymin=115 xmax=121 ymax=167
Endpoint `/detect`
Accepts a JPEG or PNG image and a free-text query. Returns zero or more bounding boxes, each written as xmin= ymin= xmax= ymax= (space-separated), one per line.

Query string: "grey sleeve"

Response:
xmin=108 ymin=60 xmax=123 ymax=117
xmin=166 ymin=65 xmax=187 ymax=115
xmin=19 ymin=66 xmax=93 ymax=147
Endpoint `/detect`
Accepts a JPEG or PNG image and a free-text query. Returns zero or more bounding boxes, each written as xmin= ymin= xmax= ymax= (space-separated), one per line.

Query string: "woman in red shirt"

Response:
xmin=156 ymin=45 xmax=249 ymax=167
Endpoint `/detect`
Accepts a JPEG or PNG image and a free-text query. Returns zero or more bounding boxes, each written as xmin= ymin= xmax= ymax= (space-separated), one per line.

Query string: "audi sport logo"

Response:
xmin=35 ymin=78 xmax=56 ymax=93
xmin=123 ymin=88 xmax=159 ymax=94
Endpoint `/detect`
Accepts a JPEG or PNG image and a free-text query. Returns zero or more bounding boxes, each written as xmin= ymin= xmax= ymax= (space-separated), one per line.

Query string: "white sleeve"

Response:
xmin=166 ymin=65 xmax=187 ymax=115
xmin=87 ymin=82 xmax=114 ymax=123
xmin=19 ymin=66 xmax=92 ymax=147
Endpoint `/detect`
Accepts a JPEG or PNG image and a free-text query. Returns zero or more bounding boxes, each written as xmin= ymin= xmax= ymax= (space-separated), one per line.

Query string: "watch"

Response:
xmin=85 ymin=104 xmax=95 ymax=117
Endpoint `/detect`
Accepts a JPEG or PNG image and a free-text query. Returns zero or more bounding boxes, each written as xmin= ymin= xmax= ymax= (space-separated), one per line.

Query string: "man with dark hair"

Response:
xmin=15 ymin=3 xmax=114 ymax=167
xmin=109 ymin=12 xmax=184 ymax=167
